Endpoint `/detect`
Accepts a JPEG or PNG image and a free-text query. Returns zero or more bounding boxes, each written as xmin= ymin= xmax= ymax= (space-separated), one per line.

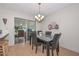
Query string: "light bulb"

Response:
xmin=35 ymin=16 xmax=38 ymax=19
xmin=41 ymin=16 xmax=44 ymax=20
xmin=38 ymin=14 xmax=41 ymax=17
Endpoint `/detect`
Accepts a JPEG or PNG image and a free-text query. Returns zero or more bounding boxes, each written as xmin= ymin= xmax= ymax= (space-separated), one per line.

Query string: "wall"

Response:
xmin=0 ymin=7 xmax=33 ymax=46
xmin=36 ymin=21 xmax=43 ymax=31
xmin=41 ymin=4 xmax=79 ymax=53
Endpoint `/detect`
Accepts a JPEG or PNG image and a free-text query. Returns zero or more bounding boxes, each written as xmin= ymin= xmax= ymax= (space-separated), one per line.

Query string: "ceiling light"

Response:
xmin=35 ymin=3 xmax=44 ymax=23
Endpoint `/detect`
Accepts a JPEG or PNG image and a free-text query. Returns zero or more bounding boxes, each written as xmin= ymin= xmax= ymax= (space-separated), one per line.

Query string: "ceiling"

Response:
xmin=0 ymin=3 xmax=72 ymax=17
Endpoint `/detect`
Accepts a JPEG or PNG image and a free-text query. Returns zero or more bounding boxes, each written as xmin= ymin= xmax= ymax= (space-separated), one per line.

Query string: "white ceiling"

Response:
xmin=0 ymin=3 xmax=72 ymax=17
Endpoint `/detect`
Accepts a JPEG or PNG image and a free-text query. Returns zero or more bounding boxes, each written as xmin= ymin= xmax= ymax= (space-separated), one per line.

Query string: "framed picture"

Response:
xmin=48 ymin=24 xmax=52 ymax=30
xmin=48 ymin=21 xmax=57 ymax=30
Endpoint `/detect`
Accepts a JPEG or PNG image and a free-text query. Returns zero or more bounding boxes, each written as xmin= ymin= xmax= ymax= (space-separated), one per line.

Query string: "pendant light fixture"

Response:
xmin=35 ymin=3 xmax=44 ymax=23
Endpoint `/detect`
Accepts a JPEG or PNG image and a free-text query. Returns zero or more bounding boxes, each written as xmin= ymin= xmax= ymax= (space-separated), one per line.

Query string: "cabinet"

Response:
xmin=0 ymin=32 xmax=9 ymax=56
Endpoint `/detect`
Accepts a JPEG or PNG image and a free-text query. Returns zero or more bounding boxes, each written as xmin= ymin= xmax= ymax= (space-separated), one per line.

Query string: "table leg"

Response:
xmin=29 ymin=36 xmax=31 ymax=45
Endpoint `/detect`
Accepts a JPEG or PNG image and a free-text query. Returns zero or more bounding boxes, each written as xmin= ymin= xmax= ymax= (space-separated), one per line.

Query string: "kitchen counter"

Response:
xmin=0 ymin=31 xmax=9 ymax=39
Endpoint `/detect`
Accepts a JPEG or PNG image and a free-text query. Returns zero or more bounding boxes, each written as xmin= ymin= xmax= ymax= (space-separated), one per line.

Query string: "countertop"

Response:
xmin=0 ymin=31 xmax=9 ymax=39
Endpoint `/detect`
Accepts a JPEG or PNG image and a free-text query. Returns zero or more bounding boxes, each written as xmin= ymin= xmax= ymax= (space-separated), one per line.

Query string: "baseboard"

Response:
xmin=60 ymin=46 xmax=79 ymax=55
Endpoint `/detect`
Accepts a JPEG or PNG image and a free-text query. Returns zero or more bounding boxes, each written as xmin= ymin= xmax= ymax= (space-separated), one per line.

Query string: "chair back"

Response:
xmin=31 ymin=31 xmax=37 ymax=44
xmin=45 ymin=31 xmax=52 ymax=37
xmin=52 ymin=33 xmax=61 ymax=43
xmin=37 ymin=31 xmax=42 ymax=35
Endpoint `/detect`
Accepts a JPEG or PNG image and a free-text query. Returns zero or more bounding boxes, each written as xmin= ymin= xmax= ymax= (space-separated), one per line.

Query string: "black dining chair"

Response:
xmin=37 ymin=31 xmax=42 ymax=35
xmin=42 ymin=33 xmax=61 ymax=56
xmin=31 ymin=31 xmax=42 ymax=53
xmin=45 ymin=31 xmax=52 ymax=37
xmin=50 ymin=33 xmax=61 ymax=56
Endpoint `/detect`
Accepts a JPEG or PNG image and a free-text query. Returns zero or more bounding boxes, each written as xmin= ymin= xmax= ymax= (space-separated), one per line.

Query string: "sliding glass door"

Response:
xmin=14 ymin=17 xmax=36 ymax=44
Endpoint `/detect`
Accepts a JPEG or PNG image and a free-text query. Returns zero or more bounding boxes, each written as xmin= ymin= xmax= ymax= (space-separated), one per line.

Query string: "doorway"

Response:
xmin=14 ymin=17 xmax=36 ymax=44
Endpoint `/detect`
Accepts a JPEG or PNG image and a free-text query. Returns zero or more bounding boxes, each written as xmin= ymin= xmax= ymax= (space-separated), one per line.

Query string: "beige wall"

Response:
xmin=41 ymin=4 xmax=79 ymax=53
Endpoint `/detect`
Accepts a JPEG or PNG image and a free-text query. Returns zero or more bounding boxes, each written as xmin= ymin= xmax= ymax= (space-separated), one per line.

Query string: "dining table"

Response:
xmin=37 ymin=35 xmax=53 ymax=56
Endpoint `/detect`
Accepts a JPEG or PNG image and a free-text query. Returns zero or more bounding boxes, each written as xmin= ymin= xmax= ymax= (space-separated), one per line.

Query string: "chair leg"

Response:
xmin=51 ymin=48 xmax=54 ymax=56
xmin=35 ymin=44 xmax=38 ymax=53
xmin=32 ymin=44 xmax=33 ymax=50
xmin=56 ymin=48 xmax=59 ymax=56
xmin=42 ymin=45 xmax=44 ymax=53
xmin=29 ymin=36 xmax=31 ymax=45
xmin=56 ymin=44 xmax=59 ymax=56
